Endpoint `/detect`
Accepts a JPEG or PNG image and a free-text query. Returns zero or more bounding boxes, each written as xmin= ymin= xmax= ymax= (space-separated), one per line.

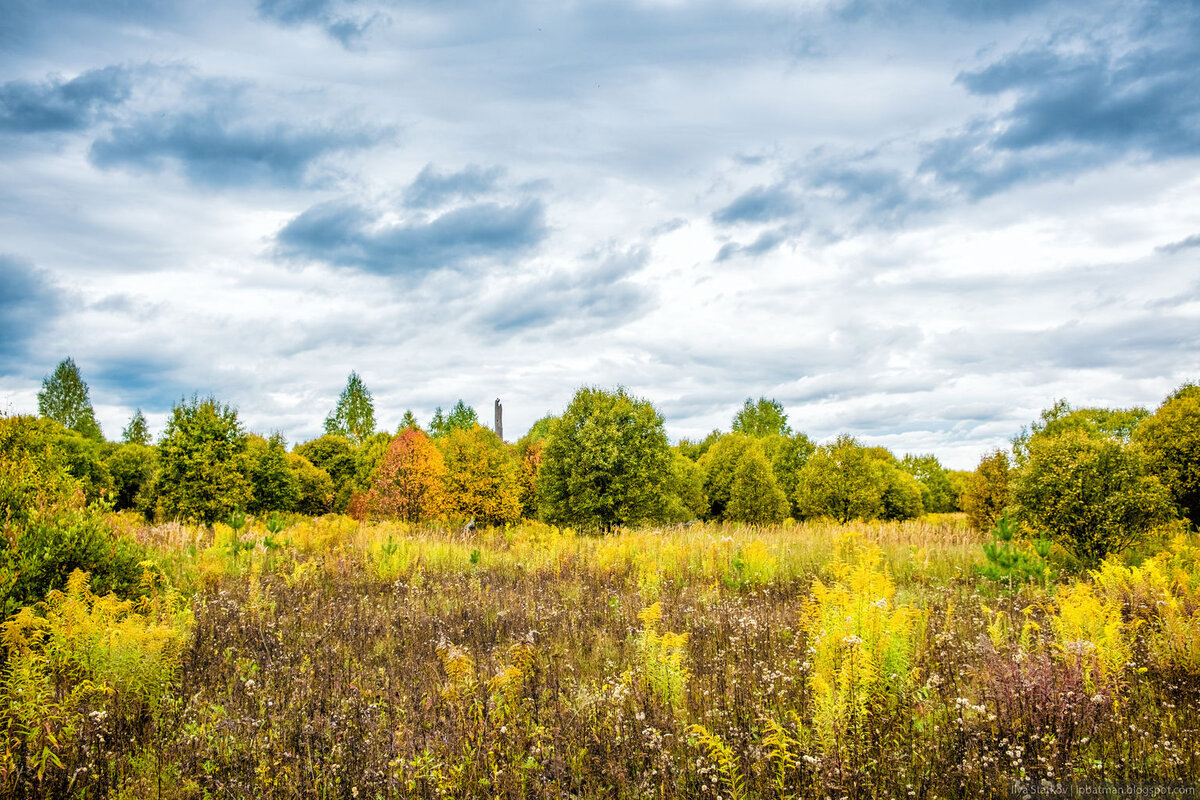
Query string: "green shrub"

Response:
xmin=1 ymin=415 xmax=147 ymax=616
xmin=1012 ymin=429 xmax=1174 ymax=565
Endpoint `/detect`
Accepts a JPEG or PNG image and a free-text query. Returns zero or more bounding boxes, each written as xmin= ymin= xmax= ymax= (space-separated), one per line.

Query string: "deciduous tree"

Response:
xmin=105 ymin=443 xmax=157 ymax=513
xmin=438 ymin=425 xmax=521 ymax=525
xmin=731 ymin=397 xmax=792 ymax=438
xmin=1012 ymin=429 xmax=1174 ymax=565
xmin=295 ymin=433 xmax=357 ymax=512
xmin=155 ymin=395 xmax=252 ymax=523
xmin=1134 ymin=383 xmax=1200 ymax=527
xmin=361 ymin=428 xmax=447 ymax=521
xmin=1012 ymin=399 xmax=1148 ymax=464
xmin=877 ymin=461 xmax=924 ymax=521
xmin=700 ymin=433 xmax=755 ymax=520
xmin=726 ymin=442 xmax=789 ymax=525
xmin=962 ymin=449 xmax=1011 ymax=531
xmin=37 ymin=357 xmax=103 ymax=442
xmin=771 ymin=432 xmax=816 ymax=517
xmin=901 ymin=454 xmax=954 ymax=514
xmin=288 ymin=453 xmax=334 ymax=516
xmin=324 ymin=371 xmax=376 ymax=445
xmin=537 ymin=387 xmax=671 ymax=530
xmin=662 ymin=449 xmax=706 ymax=523
xmin=246 ymin=433 xmax=300 ymax=514
xmin=793 ymin=435 xmax=883 ymax=523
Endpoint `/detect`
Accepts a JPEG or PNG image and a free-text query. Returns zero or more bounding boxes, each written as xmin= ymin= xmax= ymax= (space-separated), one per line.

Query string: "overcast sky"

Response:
xmin=1 ymin=0 xmax=1198 ymax=468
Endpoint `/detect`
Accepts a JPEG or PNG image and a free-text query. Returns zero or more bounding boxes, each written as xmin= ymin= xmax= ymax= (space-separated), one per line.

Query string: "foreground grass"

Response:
xmin=5 ymin=515 xmax=1200 ymax=798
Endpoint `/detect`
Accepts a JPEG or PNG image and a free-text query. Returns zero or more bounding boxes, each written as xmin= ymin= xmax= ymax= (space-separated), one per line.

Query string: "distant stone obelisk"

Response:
xmin=494 ymin=398 xmax=503 ymax=441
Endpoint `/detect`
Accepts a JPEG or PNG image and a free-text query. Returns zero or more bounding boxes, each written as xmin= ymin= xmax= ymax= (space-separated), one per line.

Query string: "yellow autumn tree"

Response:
xmin=438 ymin=425 xmax=521 ymax=525
xmin=516 ymin=440 xmax=543 ymax=520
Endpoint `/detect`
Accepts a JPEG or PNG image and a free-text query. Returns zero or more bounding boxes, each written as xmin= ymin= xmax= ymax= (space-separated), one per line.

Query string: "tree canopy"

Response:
xmin=431 ymin=400 xmax=479 ymax=438
xmin=793 ymin=435 xmax=883 ymax=523
xmin=901 ymin=454 xmax=955 ymax=514
xmin=246 ymin=433 xmax=301 ymax=515
xmin=1012 ymin=399 xmax=1148 ymax=464
xmin=1134 ymin=384 xmax=1200 ymax=527
xmin=358 ymin=428 xmax=447 ymax=521
xmin=155 ymin=395 xmax=252 ymax=523
xmin=37 ymin=357 xmax=103 ymax=442
xmin=1012 ymin=428 xmax=1174 ymax=565
xmin=324 ymin=371 xmax=376 ymax=445
xmin=537 ymin=387 xmax=672 ymax=530
xmin=962 ymin=449 xmax=1011 ymax=531
xmin=121 ymin=408 xmax=151 ymax=445
xmin=438 ymin=425 xmax=521 ymax=525
xmin=699 ymin=433 xmax=756 ymax=520
xmin=731 ymin=397 xmax=792 ymax=438
xmin=726 ymin=442 xmax=789 ymax=525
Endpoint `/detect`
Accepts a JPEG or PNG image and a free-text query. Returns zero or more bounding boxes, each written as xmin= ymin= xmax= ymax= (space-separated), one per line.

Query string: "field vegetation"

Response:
xmin=1 ymin=361 xmax=1199 ymax=798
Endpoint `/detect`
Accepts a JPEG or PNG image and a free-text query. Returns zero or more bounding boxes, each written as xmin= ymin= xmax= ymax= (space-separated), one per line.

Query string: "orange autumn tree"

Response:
xmin=438 ymin=425 xmax=522 ymax=525
xmin=357 ymin=428 xmax=447 ymax=521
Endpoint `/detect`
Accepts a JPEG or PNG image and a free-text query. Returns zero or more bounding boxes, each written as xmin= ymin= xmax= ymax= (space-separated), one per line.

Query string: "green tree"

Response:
xmin=726 ymin=443 xmax=789 ymax=525
xmin=43 ymin=425 xmax=113 ymax=504
xmin=946 ymin=470 xmax=971 ymax=511
xmin=519 ymin=415 xmax=556 ymax=446
xmin=901 ymin=454 xmax=954 ymax=514
xmin=676 ymin=429 xmax=722 ymax=462
xmin=438 ymin=425 xmax=521 ymax=525
xmin=662 ymin=449 xmax=706 ymax=523
xmin=155 ymin=395 xmax=252 ymax=523
xmin=246 ymin=433 xmax=301 ymax=514
xmin=37 ymin=357 xmax=103 ymax=442
xmin=1012 ymin=399 xmax=1148 ymax=464
xmin=353 ymin=432 xmax=393 ymax=492
xmin=1134 ymin=383 xmax=1200 ymax=527
xmin=731 ymin=397 xmax=792 ymax=438
xmin=288 ymin=453 xmax=335 ymax=516
xmin=105 ymin=443 xmax=157 ymax=513
xmin=295 ymin=433 xmax=357 ymax=512
xmin=121 ymin=408 xmax=151 ymax=445
xmin=770 ymin=432 xmax=816 ymax=517
xmin=324 ymin=371 xmax=376 ymax=445
xmin=700 ymin=433 xmax=755 ymax=519
xmin=431 ymin=400 xmax=479 ymax=437
xmin=793 ymin=435 xmax=883 ymax=523
xmin=1012 ymin=429 xmax=1174 ymax=565
xmin=399 ymin=409 xmax=421 ymax=431
xmin=962 ymin=449 xmax=1011 ymax=531
xmin=537 ymin=387 xmax=672 ymax=530
xmin=877 ymin=462 xmax=925 ymax=521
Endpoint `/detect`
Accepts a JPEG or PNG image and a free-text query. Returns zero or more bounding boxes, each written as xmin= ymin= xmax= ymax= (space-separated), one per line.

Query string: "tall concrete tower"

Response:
xmin=494 ymin=398 xmax=503 ymax=441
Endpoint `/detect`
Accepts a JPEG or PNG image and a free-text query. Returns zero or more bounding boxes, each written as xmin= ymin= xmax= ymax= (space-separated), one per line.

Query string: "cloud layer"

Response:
xmin=0 ymin=0 xmax=1196 ymax=467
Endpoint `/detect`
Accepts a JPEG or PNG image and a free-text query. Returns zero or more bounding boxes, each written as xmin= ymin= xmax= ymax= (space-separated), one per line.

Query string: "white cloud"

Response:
xmin=0 ymin=0 xmax=1196 ymax=471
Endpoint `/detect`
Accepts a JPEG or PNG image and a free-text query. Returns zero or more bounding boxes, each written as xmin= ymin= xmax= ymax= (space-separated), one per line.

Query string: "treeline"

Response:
xmin=11 ymin=358 xmax=1200 ymax=564
xmin=13 ymin=360 xmax=971 ymax=528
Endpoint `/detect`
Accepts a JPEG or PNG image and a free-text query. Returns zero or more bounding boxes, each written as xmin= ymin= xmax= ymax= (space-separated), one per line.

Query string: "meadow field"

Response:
xmin=7 ymin=512 xmax=1199 ymax=799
